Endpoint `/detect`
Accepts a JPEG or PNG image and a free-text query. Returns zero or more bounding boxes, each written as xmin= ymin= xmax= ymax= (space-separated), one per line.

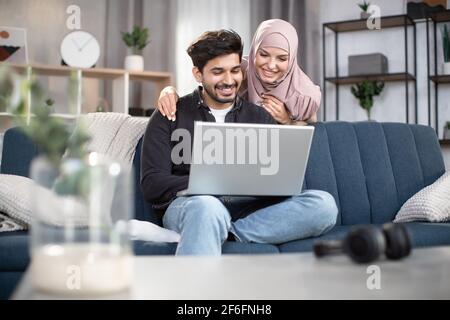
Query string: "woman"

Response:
xmin=158 ymin=19 xmax=321 ymax=125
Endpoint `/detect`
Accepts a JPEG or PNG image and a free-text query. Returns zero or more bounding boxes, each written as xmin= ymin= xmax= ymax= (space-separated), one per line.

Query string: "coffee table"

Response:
xmin=12 ymin=246 xmax=450 ymax=299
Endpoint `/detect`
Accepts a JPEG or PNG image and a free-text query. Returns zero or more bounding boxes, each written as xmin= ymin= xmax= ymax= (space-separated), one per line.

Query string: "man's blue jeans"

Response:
xmin=163 ymin=190 xmax=338 ymax=255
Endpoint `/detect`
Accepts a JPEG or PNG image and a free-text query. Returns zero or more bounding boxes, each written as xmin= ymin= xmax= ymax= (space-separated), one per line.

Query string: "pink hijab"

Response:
xmin=244 ymin=19 xmax=321 ymax=121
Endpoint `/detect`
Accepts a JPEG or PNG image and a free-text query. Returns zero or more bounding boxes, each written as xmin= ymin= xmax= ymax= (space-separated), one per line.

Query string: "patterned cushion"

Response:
xmin=394 ymin=172 xmax=450 ymax=223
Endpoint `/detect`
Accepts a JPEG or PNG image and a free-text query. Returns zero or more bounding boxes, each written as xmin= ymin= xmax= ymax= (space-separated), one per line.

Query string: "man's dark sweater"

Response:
xmin=140 ymin=88 xmax=276 ymax=213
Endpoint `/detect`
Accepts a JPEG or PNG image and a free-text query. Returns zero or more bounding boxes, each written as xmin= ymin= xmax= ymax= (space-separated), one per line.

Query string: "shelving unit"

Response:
xmin=426 ymin=9 xmax=450 ymax=144
xmin=0 ymin=62 xmax=172 ymax=127
xmin=322 ymin=15 xmax=417 ymax=122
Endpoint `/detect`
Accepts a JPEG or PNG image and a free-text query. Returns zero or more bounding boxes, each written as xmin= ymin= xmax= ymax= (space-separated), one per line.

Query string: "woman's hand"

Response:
xmin=308 ymin=112 xmax=318 ymax=123
xmin=292 ymin=112 xmax=317 ymax=126
xmin=157 ymin=86 xmax=179 ymax=121
xmin=261 ymin=94 xmax=291 ymax=124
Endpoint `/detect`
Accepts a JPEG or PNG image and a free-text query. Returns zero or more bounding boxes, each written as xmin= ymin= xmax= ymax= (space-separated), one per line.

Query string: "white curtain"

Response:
xmin=175 ymin=0 xmax=251 ymax=96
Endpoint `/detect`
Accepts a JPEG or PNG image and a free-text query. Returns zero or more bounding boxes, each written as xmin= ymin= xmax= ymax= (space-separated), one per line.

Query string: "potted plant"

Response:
xmin=359 ymin=0 xmax=371 ymax=19
xmin=121 ymin=26 xmax=150 ymax=72
xmin=351 ymin=80 xmax=385 ymax=121
xmin=441 ymin=24 xmax=450 ymax=74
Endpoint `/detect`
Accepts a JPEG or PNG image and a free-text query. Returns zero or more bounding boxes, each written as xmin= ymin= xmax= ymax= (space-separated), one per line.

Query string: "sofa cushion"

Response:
xmin=304 ymin=122 xmax=446 ymax=226
xmin=402 ymin=222 xmax=450 ymax=247
xmin=278 ymin=225 xmax=353 ymax=253
xmin=133 ymin=139 xmax=161 ymax=225
xmin=0 ymin=128 xmax=39 ymax=177
xmin=278 ymin=222 xmax=450 ymax=253
xmin=133 ymin=240 xmax=280 ymax=255
xmin=1 ymin=232 xmax=281 ymax=271
xmin=353 ymin=122 xmax=400 ymax=224
xmin=394 ymin=172 xmax=450 ymax=223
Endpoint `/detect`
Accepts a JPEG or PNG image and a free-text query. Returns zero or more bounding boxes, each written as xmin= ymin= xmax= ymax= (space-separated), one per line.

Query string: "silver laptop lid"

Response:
xmin=187 ymin=122 xmax=314 ymax=196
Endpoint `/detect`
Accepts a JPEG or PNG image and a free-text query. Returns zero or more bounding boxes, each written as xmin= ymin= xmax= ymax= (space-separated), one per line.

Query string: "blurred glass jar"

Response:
xmin=29 ymin=152 xmax=133 ymax=296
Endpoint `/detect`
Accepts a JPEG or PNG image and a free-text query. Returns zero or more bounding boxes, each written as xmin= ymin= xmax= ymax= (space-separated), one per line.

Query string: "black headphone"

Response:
xmin=313 ymin=223 xmax=412 ymax=263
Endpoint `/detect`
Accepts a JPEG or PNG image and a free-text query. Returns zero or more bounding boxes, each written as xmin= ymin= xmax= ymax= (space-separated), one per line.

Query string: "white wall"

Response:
xmin=320 ymin=0 xmax=450 ymax=169
xmin=0 ymin=0 xmax=107 ymax=114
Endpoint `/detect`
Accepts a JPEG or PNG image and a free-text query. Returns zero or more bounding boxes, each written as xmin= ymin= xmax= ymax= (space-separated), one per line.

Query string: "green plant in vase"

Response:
xmin=351 ymin=80 xmax=384 ymax=121
xmin=122 ymin=26 xmax=150 ymax=71
xmin=358 ymin=0 xmax=371 ymax=19
xmin=121 ymin=26 xmax=150 ymax=55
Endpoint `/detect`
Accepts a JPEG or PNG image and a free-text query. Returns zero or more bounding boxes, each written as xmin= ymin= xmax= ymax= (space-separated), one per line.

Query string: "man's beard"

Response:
xmin=203 ymin=82 xmax=238 ymax=104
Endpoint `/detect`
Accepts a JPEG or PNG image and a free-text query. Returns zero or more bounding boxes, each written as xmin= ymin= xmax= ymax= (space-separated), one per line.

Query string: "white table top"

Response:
xmin=12 ymin=246 xmax=450 ymax=300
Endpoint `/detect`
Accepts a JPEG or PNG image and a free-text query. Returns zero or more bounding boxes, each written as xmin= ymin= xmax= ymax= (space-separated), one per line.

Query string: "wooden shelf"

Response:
xmin=324 ymin=15 xmax=414 ymax=33
xmin=129 ymin=70 xmax=172 ymax=82
xmin=430 ymin=75 xmax=450 ymax=84
xmin=440 ymin=139 xmax=450 ymax=146
xmin=429 ymin=10 xmax=450 ymax=23
xmin=325 ymin=73 xmax=416 ymax=85
xmin=0 ymin=62 xmax=173 ymax=118
xmin=2 ymin=62 xmax=171 ymax=82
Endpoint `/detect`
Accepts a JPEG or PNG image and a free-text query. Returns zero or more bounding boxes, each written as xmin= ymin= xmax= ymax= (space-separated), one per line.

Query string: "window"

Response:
xmin=175 ymin=0 xmax=251 ymax=95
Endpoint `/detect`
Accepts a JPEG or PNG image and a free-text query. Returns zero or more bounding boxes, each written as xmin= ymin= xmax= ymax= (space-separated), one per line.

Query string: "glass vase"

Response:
xmin=29 ymin=153 xmax=133 ymax=296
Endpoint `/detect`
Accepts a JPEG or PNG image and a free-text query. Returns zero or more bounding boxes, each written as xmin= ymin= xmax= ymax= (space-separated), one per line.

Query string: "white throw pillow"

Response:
xmin=394 ymin=172 xmax=450 ymax=223
xmin=0 ymin=174 xmax=88 ymax=227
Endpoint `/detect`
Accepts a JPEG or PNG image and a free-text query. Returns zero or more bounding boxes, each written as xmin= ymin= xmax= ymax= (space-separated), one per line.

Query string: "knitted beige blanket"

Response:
xmin=81 ymin=112 xmax=148 ymax=163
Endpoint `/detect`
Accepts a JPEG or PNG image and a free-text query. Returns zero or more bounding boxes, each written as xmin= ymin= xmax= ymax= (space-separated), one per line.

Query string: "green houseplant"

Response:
xmin=441 ymin=24 xmax=450 ymax=74
xmin=122 ymin=26 xmax=150 ymax=71
xmin=359 ymin=0 xmax=371 ymax=19
xmin=351 ymin=80 xmax=384 ymax=121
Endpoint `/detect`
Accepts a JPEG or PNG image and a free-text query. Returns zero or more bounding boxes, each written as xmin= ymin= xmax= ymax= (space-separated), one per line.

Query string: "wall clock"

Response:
xmin=60 ymin=30 xmax=100 ymax=68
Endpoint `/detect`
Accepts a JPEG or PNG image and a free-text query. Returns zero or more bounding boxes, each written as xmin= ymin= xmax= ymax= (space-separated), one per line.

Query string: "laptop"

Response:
xmin=177 ymin=122 xmax=314 ymax=197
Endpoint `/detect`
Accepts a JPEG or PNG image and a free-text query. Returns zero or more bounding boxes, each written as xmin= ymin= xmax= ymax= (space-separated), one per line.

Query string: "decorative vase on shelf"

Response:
xmin=124 ymin=55 xmax=144 ymax=72
xmin=29 ymin=153 xmax=133 ymax=297
xmin=360 ymin=11 xmax=371 ymax=19
xmin=122 ymin=26 xmax=150 ymax=72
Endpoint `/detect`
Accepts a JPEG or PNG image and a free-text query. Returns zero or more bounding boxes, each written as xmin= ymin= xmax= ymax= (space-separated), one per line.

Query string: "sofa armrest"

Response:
xmin=0 ymin=128 xmax=39 ymax=177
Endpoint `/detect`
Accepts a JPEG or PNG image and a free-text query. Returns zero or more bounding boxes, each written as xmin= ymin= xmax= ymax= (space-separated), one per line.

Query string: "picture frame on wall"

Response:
xmin=0 ymin=26 xmax=28 ymax=63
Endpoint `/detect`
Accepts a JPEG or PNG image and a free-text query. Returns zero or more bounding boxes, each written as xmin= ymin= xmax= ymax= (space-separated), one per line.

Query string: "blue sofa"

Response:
xmin=1 ymin=121 xmax=450 ymax=299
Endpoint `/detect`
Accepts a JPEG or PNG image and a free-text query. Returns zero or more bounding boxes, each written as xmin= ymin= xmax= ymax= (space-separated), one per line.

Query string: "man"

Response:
xmin=141 ymin=30 xmax=337 ymax=255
